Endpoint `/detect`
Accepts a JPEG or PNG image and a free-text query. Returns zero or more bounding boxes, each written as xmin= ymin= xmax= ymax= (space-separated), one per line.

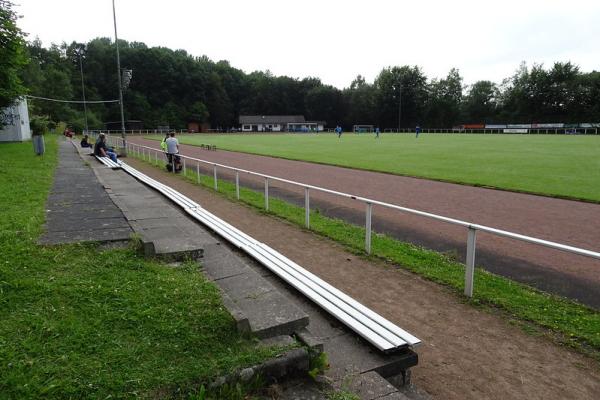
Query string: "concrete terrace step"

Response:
xmin=87 ymin=159 xmax=213 ymax=261
xmin=347 ymin=371 xmax=411 ymax=400
xmin=202 ymin=243 xmax=309 ymax=339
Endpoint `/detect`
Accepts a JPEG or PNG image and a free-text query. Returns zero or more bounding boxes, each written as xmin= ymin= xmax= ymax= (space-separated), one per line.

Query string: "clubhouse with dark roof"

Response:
xmin=239 ymin=115 xmax=325 ymax=132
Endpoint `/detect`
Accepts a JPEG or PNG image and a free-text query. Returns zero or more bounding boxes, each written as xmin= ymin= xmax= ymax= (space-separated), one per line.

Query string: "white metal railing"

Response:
xmin=104 ymin=134 xmax=600 ymax=298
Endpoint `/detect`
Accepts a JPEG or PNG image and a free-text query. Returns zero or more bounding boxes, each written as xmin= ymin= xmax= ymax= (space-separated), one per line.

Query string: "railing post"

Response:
xmin=213 ymin=164 xmax=218 ymax=190
xmin=197 ymin=162 xmax=200 ymax=183
xmin=365 ymin=202 xmax=373 ymax=254
xmin=305 ymin=187 xmax=310 ymax=228
xmin=464 ymin=227 xmax=477 ymax=297
xmin=264 ymin=177 xmax=269 ymax=210
xmin=182 ymin=157 xmax=186 ymax=176
xmin=235 ymin=170 xmax=240 ymax=199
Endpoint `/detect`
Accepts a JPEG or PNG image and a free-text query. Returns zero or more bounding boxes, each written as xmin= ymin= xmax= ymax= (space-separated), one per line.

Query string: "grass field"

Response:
xmin=0 ymin=137 xmax=282 ymax=399
xmin=151 ymin=133 xmax=600 ymax=202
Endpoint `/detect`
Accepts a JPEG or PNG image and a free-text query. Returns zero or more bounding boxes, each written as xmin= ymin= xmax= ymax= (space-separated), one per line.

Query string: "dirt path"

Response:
xmin=127 ymin=157 xmax=600 ymax=400
xmin=129 ymin=137 xmax=600 ymax=309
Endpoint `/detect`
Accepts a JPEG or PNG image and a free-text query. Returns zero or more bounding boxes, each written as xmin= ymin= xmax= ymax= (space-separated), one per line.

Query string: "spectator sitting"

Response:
xmin=80 ymin=134 xmax=93 ymax=148
xmin=93 ymin=133 xmax=118 ymax=163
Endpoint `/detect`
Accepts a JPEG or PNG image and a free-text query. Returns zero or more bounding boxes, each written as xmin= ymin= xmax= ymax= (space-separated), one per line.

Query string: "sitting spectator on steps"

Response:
xmin=80 ymin=134 xmax=93 ymax=149
xmin=94 ymin=133 xmax=118 ymax=163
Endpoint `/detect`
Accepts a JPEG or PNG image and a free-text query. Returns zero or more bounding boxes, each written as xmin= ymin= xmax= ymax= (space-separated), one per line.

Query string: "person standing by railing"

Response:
xmin=160 ymin=133 xmax=169 ymax=153
xmin=165 ymin=132 xmax=181 ymax=172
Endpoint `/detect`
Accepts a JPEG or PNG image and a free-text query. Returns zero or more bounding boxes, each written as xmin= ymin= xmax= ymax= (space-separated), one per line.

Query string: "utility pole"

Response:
xmin=112 ymin=0 xmax=127 ymax=155
xmin=77 ymin=50 xmax=89 ymax=133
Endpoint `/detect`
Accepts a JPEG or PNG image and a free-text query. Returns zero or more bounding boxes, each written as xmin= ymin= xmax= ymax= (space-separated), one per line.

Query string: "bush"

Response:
xmin=29 ymin=115 xmax=50 ymax=136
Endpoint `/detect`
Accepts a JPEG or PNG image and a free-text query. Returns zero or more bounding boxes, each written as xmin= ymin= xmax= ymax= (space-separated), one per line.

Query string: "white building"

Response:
xmin=239 ymin=115 xmax=325 ymax=132
xmin=0 ymin=98 xmax=31 ymax=142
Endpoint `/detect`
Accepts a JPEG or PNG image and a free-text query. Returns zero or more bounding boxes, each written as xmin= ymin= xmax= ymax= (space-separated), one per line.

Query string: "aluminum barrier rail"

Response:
xmin=106 ymin=135 xmax=600 ymax=298
xmin=116 ymin=160 xmax=420 ymax=352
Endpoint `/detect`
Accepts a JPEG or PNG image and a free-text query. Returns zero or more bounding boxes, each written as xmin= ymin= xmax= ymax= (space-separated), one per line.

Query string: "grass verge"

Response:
xmin=134 ymin=151 xmax=600 ymax=358
xmin=0 ymin=136 xmax=284 ymax=399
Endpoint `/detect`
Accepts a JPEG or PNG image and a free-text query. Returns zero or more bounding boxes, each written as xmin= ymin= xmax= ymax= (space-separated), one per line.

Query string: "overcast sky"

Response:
xmin=15 ymin=0 xmax=600 ymax=89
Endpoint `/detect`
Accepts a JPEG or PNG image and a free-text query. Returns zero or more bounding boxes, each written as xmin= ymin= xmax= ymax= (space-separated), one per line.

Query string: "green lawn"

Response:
xmin=0 ymin=136 xmax=281 ymax=399
xmin=150 ymin=133 xmax=600 ymax=202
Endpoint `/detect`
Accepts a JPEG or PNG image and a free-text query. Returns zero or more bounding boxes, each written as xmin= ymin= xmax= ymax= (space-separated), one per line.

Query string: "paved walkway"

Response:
xmin=40 ymin=140 xmax=131 ymax=245
xmin=129 ymin=137 xmax=600 ymax=309
xmin=127 ymin=157 xmax=600 ymax=400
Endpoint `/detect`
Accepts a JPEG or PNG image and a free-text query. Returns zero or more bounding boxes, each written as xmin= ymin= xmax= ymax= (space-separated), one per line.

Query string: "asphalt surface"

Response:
xmin=40 ymin=140 xmax=132 ymax=244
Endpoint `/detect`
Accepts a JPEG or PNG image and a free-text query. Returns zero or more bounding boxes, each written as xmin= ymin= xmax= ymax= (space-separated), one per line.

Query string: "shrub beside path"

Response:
xmin=127 ymin=158 xmax=600 ymax=400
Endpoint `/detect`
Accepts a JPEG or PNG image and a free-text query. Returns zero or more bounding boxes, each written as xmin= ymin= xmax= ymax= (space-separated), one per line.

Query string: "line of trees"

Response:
xmin=0 ymin=0 xmax=28 ymax=110
xmin=14 ymin=37 xmax=600 ymax=131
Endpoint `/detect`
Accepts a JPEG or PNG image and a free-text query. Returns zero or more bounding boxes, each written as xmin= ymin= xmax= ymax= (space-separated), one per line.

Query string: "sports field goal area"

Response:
xmin=353 ymin=124 xmax=374 ymax=133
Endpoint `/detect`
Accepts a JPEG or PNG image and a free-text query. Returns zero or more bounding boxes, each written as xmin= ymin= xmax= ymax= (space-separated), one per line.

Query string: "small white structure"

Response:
xmin=239 ymin=115 xmax=325 ymax=132
xmin=0 ymin=98 xmax=31 ymax=142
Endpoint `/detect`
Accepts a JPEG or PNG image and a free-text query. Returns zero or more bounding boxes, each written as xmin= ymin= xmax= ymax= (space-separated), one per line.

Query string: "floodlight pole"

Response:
xmin=398 ymin=84 xmax=402 ymax=132
xmin=77 ymin=51 xmax=89 ymax=133
xmin=112 ymin=0 xmax=127 ymax=155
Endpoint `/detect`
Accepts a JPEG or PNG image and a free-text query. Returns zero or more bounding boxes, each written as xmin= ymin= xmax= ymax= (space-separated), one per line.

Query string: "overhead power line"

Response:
xmin=25 ymin=95 xmax=120 ymax=104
